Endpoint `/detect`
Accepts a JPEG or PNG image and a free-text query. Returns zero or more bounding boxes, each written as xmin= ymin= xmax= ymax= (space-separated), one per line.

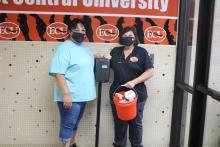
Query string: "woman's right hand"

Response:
xmin=63 ymin=95 xmax=72 ymax=109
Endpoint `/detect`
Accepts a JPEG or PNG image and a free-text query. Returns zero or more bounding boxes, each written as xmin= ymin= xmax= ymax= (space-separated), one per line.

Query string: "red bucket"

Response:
xmin=113 ymin=86 xmax=138 ymax=121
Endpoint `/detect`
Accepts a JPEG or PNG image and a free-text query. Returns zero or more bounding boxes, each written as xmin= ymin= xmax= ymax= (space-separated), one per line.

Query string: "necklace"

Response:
xmin=118 ymin=47 xmax=134 ymax=63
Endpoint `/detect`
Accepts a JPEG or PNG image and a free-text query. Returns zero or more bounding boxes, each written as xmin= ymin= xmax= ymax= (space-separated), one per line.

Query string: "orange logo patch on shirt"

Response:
xmin=130 ymin=56 xmax=139 ymax=63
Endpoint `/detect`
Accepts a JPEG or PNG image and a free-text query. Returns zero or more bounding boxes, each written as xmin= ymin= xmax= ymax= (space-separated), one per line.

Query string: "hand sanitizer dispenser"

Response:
xmin=94 ymin=58 xmax=110 ymax=147
xmin=94 ymin=58 xmax=110 ymax=83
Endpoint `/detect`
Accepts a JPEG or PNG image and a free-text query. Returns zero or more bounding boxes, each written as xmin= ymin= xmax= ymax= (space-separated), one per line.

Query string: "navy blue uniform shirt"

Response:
xmin=109 ymin=46 xmax=154 ymax=102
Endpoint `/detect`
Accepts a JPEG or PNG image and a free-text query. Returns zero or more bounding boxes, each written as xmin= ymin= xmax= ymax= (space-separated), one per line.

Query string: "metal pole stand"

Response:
xmin=95 ymin=82 xmax=102 ymax=147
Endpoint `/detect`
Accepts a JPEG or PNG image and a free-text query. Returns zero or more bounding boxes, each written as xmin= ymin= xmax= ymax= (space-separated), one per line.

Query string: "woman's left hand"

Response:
xmin=94 ymin=53 xmax=112 ymax=59
xmin=124 ymin=80 xmax=136 ymax=89
xmin=103 ymin=54 xmax=112 ymax=60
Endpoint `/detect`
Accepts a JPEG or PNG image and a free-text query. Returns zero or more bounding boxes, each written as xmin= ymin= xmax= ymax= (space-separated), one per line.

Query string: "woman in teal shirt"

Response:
xmin=49 ymin=19 xmax=96 ymax=147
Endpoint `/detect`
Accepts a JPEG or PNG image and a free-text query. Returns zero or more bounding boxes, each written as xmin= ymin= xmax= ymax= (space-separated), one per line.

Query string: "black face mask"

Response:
xmin=72 ymin=32 xmax=85 ymax=43
xmin=119 ymin=37 xmax=135 ymax=46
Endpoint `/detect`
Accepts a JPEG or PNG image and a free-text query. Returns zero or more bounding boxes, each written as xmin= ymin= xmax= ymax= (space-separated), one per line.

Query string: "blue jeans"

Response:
xmin=110 ymin=100 xmax=146 ymax=147
xmin=57 ymin=102 xmax=86 ymax=142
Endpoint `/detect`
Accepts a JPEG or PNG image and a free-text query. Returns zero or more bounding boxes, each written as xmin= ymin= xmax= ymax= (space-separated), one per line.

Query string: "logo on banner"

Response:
xmin=0 ymin=22 xmax=20 ymax=39
xmin=96 ymin=24 xmax=119 ymax=41
xmin=47 ymin=22 xmax=68 ymax=39
xmin=144 ymin=26 xmax=167 ymax=43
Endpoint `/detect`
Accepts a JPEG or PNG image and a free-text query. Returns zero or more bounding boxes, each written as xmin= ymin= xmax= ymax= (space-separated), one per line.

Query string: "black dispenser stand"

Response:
xmin=95 ymin=82 xmax=102 ymax=147
xmin=94 ymin=58 xmax=110 ymax=147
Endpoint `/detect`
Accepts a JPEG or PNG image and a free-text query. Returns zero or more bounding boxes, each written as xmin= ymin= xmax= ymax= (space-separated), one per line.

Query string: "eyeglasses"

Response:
xmin=71 ymin=31 xmax=86 ymax=35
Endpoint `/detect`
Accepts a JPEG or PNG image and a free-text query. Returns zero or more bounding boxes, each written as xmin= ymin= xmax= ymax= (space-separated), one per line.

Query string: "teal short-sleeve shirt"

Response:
xmin=49 ymin=40 xmax=96 ymax=102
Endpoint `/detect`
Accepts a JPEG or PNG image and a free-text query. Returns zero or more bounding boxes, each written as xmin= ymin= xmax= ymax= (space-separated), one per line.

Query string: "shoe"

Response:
xmin=70 ymin=143 xmax=78 ymax=147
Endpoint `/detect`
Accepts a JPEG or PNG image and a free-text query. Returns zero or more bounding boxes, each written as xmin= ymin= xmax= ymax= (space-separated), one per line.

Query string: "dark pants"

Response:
xmin=110 ymin=100 xmax=146 ymax=147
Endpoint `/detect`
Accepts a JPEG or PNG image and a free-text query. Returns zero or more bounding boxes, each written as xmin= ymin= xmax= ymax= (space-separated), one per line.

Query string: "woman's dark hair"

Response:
xmin=119 ymin=26 xmax=139 ymax=46
xmin=68 ymin=18 xmax=85 ymax=31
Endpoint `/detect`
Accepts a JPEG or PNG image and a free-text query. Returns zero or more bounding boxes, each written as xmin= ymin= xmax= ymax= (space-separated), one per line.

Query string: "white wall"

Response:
xmin=0 ymin=41 xmax=176 ymax=147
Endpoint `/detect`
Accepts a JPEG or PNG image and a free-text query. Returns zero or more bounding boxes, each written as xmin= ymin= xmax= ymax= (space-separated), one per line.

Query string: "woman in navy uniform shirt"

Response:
xmin=109 ymin=27 xmax=155 ymax=147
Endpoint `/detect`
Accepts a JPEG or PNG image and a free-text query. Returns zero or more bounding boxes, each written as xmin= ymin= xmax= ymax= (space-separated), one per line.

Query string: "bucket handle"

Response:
xmin=113 ymin=85 xmax=138 ymax=99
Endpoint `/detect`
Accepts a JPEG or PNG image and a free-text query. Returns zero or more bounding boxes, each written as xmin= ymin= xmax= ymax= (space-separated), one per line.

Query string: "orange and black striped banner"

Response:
xmin=0 ymin=0 xmax=178 ymax=45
